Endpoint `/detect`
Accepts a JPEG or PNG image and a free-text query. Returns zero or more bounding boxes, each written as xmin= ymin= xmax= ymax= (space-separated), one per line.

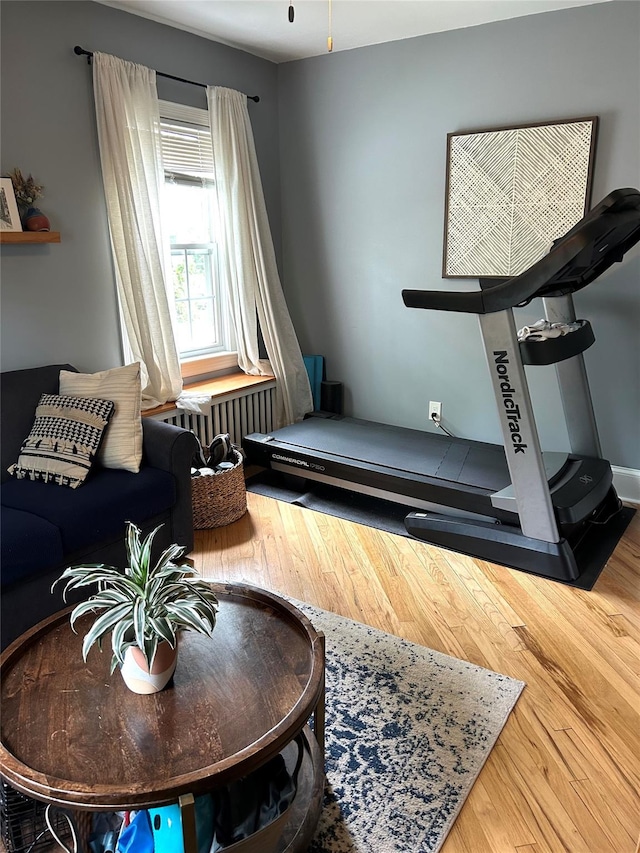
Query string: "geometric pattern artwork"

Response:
xmin=443 ymin=117 xmax=598 ymax=278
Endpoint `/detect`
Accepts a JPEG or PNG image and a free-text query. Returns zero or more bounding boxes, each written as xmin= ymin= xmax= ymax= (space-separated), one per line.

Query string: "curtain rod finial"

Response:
xmin=74 ymin=45 xmax=92 ymax=64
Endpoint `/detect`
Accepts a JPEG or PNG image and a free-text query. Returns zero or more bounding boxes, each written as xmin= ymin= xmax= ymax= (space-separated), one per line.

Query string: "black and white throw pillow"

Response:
xmin=8 ymin=394 xmax=115 ymax=489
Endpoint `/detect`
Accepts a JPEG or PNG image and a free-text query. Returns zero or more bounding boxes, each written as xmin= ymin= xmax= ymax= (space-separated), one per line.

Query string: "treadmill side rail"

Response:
xmin=406 ymin=485 xmax=634 ymax=586
xmin=405 ymin=512 xmax=580 ymax=581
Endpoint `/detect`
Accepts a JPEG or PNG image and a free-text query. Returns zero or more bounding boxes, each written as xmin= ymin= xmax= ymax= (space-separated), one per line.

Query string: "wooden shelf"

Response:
xmin=0 ymin=231 xmax=61 ymax=244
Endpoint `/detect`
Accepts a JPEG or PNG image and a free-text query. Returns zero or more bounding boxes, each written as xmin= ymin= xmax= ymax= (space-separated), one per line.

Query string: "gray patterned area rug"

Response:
xmin=292 ymin=600 xmax=525 ymax=853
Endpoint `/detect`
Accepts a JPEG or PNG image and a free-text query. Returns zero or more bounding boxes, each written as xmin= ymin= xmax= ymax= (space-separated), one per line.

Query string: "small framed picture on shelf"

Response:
xmin=0 ymin=177 xmax=22 ymax=232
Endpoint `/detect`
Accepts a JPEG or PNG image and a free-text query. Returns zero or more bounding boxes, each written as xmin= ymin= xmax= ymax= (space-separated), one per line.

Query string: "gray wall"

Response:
xmin=2 ymin=1 xmax=638 ymax=468
xmin=277 ymin=1 xmax=640 ymax=469
xmin=0 ymin=1 xmax=280 ymax=374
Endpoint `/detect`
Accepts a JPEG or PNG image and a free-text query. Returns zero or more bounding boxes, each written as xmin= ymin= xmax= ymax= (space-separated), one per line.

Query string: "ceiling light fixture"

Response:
xmin=287 ymin=1 xmax=333 ymax=53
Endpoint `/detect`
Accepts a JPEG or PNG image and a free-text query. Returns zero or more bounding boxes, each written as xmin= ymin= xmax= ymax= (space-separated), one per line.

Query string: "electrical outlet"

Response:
xmin=429 ymin=401 xmax=442 ymax=424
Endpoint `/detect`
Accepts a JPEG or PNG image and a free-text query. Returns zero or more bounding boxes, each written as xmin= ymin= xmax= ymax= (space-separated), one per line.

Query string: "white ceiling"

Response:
xmin=98 ymin=0 xmax=609 ymax=63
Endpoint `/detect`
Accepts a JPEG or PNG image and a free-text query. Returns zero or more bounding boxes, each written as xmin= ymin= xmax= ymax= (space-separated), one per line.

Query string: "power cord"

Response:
xmin=45 ymin=804 xmax=78 ymax=853
xmin=431 ymin=412 xmax=456 ymax=438
xmin=587 ymin=495 xmax=623 ymax=526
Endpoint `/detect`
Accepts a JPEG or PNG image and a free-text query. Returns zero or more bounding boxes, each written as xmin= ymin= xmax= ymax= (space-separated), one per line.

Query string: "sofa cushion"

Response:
xmin=1 ymin=466 xmax=176 ymax=554
xmin=0 ymin=364 xmax=77 ymax=484
xmin=59 ymin=363 xmax=143 ymax=474
xmin=1 ymin=506 xmax=65 ymax=586
xmin=8 ymin=394 xmax=115 ymax=489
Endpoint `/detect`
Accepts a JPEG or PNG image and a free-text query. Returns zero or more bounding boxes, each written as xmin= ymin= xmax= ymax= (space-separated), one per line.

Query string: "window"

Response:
xmin=159 ymin=101 xmax=235 ymax=368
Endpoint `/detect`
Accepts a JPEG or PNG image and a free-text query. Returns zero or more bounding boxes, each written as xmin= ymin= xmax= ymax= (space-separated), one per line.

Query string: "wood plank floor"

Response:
xmin=193 ymin=489 xmax=640 ymax=853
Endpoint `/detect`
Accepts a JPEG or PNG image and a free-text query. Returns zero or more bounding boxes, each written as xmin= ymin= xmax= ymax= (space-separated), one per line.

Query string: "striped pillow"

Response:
xmin=59 ymin=363 xmax=143 ymax=473
xmin=8 ymin=394 xmax=114 ymax=489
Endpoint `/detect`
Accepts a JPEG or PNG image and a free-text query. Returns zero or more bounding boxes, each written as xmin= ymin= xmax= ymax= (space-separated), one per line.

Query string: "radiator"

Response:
xmin=157 ymin=382 xmax=277 ymax=449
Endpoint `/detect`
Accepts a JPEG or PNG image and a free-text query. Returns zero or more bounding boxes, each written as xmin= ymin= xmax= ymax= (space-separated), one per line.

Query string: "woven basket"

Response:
xmin=192 ymin=450 xmax=247 ymax=530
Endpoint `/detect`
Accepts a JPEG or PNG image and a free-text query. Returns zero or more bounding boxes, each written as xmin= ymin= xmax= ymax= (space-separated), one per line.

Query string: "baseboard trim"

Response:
xmin=612 ymin=465 xmax=640 ymax=505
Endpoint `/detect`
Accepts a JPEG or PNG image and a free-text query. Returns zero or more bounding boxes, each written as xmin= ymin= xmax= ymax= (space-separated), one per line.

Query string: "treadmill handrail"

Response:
xmin=403 ymin=227 xmax=593 ymax=314
xmin=403 ymin=187 xmax=640 ymax=315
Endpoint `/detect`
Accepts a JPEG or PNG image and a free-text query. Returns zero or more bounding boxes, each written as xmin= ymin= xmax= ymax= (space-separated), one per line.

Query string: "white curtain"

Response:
xmin=93 ymin=52 xmax=182 ymax=409
xmin=207 ymin=86 xmax=312 ymax=427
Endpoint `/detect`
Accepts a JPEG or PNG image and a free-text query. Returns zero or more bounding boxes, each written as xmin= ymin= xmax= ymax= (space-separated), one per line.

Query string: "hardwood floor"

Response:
xmin=193 ymin=490 xmax=640 ymax=853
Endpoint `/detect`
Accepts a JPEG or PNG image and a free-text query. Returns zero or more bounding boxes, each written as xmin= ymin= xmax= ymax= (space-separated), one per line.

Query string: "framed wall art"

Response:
xmin=442 ymin=116 xmax=598 ymax=279
xmin=0 ymin=177 xmax=22 ymax=232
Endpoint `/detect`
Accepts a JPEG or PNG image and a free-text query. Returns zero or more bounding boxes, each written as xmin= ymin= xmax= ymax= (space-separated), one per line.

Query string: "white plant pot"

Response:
xmin=120 ymin=641 xmax=178 ymax=694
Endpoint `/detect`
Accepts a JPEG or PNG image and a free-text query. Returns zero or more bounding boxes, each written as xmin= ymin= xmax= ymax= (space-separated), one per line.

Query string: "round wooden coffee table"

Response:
xmin=0 ymin=582 xmax=325 ymax=852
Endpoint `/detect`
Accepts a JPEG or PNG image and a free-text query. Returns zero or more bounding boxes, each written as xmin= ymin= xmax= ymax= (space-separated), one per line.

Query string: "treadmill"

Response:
xmin=243 ymin=188 xmax=640 ymax=582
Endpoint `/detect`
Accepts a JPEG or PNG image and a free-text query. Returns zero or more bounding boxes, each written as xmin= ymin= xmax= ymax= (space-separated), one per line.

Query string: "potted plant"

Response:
xmin=53 ymin=522 xmax=219 ymax=694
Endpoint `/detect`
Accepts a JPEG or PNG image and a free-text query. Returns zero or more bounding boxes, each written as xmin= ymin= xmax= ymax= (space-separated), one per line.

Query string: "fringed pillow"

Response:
xmin=7 ymin=394 xmax=115 ymax=489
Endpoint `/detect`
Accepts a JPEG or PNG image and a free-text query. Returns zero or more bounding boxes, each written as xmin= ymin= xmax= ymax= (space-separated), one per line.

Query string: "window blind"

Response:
xmin=158 ymin=100 xmax=213 ymax=180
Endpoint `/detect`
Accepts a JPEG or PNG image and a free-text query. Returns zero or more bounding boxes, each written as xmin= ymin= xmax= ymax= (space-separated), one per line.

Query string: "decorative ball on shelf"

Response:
xmin=23 ymin=207 xmax=50 ymax=232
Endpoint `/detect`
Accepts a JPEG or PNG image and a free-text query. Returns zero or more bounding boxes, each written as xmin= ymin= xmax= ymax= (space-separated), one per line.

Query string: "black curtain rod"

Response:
xmin=73 ymin=46 xmax=260 ymax=102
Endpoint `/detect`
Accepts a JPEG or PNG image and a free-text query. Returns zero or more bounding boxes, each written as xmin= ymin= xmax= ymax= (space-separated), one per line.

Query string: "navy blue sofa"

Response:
xmin=1 ymin=364 xmax=199 ymax=649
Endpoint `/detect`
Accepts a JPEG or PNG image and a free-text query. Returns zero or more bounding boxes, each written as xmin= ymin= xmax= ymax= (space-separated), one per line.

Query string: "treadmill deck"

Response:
xmin=246 ymin=416 xmax=511 ymax=493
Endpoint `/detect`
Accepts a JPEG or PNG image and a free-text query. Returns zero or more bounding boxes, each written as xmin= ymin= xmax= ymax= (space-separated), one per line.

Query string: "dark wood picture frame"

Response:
xmin=442 ymin=116 xmax=598 ymax=279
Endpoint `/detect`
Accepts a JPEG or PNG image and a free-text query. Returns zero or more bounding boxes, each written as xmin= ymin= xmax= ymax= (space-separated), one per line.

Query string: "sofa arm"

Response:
xmin=142 ymin=418 xmax=198 ymax=552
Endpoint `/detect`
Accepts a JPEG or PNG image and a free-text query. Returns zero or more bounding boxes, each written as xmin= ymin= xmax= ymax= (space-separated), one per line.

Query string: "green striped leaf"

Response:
xmin=149 ymin=616 xmax=177 ymax=648
xmin=133 ymin=598 xmax=147 ymax=650
xmin=111 ymin=618 xmax=134 ymax=662
xmin=125 ymin=521 xmax=142 ymax=572
xmin=154 ymin=544 xmax=188 ymax=573
xmin=165 ymin=602 xmax=215 ymax=635
xmin=138 ymin=526 xmax=160 ymax=582
xmin=142 ymin=635 xmax=158 ymax=670
xmin=81 ymin=602 xmax=132 ymax=662
xmin=69 ymin=599 xmax=112 ymax=629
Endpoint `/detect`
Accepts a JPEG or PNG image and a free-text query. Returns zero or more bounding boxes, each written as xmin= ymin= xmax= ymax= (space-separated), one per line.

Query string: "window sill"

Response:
xmin=180 ymin=351 xmax=238 ymax=381
xmin=142 ymin=371 xmax=276 ymax=418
